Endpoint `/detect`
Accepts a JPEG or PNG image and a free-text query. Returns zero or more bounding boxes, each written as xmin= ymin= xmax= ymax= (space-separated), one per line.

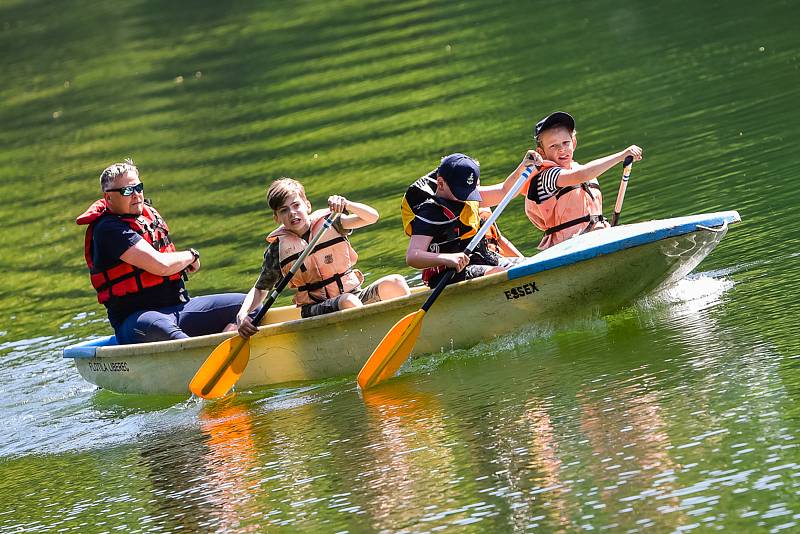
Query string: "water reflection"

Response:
xmin=121 ymin=398 xmax=262 ymax=532
xmin=136 ymin=431 xmax=215 ymax=532
xmin=360 ymin=382 xmax=462 ymax=529
xmin=240 ymin=384 xmax=366 ymax=529
xmin=1 ymin=261 xmax=798 ymax=533
xmin=199 ymin=399 xmax=260 ymax=532
xmin=575 ymin=384 xmax=683 ymax=528
xmin=355 ymin=267 xmax=799 ymax=531
xmin=501 ymin=398 xmax=571 ymax=531
xmin=604 ymin=275 xmax=799 ymax=529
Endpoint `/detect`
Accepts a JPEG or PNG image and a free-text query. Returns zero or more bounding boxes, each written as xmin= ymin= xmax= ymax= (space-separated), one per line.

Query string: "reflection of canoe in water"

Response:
xmin=64 ymin=211 xmax=741 ymax=396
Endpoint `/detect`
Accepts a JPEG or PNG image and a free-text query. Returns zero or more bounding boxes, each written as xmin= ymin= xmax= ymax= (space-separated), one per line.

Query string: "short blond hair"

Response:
xmin=535 ymin=126 xmax=577 ymax=149
xmin=100 ymin=158 xmax=138 ymax=191
xmin=267 ymin=178 xmax=308 ymax=212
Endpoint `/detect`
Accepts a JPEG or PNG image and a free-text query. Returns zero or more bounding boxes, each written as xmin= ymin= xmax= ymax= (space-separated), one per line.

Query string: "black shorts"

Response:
xmin=300 ymin=282 xmax=382 ymax=318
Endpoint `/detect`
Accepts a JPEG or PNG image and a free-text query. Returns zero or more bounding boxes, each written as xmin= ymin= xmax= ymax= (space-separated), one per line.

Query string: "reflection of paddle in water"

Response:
xmin=200 ymin=401 xmax=259 ymax=530
xmin=360 ymin=382 xmax=461 ymax=529
xmin=576 ymin=387 xmax=685 ymax=526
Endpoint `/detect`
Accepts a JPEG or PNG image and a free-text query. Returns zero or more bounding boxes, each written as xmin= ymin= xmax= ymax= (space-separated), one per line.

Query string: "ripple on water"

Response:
xmin=0 ymin=334 xmax=202 ymax=458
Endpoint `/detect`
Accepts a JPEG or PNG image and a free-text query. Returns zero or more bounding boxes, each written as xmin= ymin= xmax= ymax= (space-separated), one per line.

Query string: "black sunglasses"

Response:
xmin=105 ymin=182 xmax=144 ymax=196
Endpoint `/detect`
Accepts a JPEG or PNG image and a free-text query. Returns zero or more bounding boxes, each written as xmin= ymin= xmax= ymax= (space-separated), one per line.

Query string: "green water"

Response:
xmin=2 ymin=0 xmax=799 ymax=531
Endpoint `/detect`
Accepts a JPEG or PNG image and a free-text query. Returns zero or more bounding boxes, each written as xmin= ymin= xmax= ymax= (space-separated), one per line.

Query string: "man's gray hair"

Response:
xmin=100 ymin=158 xmax=138 ymax=191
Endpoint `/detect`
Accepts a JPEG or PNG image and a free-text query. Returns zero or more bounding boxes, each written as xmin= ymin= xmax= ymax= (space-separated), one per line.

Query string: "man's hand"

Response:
xmin=186 ymin=248 xmax=201 ymax=273
xmin=121 ymin=242 xmax=201 ymax=277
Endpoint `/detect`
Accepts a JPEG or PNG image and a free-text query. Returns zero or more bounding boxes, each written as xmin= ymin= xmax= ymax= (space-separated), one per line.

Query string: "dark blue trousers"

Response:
xmin=115 ymin=293 xmax=246 ymax=344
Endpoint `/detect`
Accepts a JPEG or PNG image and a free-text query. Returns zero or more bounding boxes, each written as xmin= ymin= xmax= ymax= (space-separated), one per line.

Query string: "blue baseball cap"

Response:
xmin=534 ymin=111 xmax=575 ymax=140
xmin=437 ymin=153 xmax=481 ymax=201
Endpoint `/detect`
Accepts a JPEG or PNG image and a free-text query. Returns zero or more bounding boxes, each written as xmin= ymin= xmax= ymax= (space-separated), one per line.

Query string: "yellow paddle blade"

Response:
xmin=358 ymin=310 xmax=426 ymax=390
xmin=189 ymin=336 xmax=251 ymax=399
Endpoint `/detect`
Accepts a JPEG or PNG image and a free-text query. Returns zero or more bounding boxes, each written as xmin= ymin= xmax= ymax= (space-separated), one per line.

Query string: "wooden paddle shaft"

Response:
xmin=611 ymin=156 xmax=634 ymax=227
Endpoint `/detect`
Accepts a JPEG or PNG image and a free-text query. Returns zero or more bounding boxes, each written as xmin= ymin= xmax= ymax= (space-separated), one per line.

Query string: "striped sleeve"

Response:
xmin=527 ymin=167 xmax=561 ymax=203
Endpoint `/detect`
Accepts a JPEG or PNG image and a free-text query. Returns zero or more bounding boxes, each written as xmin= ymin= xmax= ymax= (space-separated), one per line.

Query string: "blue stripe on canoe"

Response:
xmin=508 ymin=211 xmax=740 ymax=281
xmin=63 ymin=335 xmax=118 ymax=359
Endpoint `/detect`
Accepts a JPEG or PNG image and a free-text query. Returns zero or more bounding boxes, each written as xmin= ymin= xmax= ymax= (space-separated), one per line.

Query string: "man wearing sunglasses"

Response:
xmin=76 ymin=159 xmax=245 ymax=344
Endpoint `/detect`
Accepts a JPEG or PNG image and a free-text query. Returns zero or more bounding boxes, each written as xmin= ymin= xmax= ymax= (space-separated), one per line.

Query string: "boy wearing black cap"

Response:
xmin=523 ymin=111 xmax=643 ymax=249
xmin=481 ymin=111 xmax=642 ymax=250
xmin=405 ymin=153 xmax=522 ymax=287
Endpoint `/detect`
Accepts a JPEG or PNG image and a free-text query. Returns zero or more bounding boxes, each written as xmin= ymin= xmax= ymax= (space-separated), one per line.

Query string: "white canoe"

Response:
xmin=63 ymin=211 xmax=741 ymax=395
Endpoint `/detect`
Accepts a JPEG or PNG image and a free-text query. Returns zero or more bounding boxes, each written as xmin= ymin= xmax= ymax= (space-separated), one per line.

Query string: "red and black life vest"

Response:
xmin=76 ymin=199 xmax=183 ymax=305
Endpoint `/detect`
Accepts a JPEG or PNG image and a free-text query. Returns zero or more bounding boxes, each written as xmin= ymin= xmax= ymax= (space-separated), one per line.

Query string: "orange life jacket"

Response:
xmin=267 ymin=210 xmax=364 ymax=306
xmin=524 ymin=161 xmax=609 ymax=249
xmin=76 ymin=199 xmax=182 ymax=305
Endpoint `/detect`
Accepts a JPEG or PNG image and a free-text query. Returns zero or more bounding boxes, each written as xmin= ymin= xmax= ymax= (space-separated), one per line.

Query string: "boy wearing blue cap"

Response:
xmin=404 ymin=153 xmax=524 ymax=287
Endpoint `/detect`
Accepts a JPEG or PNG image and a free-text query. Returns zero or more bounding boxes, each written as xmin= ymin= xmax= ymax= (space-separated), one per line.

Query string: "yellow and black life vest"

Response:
xmin=402 ymin=172 xmax=503 ymax=285
xmin=401 ymin=172 xmax=482 ymax=250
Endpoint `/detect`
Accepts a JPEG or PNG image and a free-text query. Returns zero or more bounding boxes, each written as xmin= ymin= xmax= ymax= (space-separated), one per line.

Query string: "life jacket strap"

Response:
xmin=93 ymin=269 xmax=137 ymax=293
xmin=544 ymin=214 xmax=607 ymax=236
xmin=153 ymin=235 xmax=172 ymax=250
xmin=554 ymin=182 xmax=601 ymax=200
xmin=279 ymin=235 xmax=348 ymax=270
xmin=296 ymin=268 xmax=353 ymax=298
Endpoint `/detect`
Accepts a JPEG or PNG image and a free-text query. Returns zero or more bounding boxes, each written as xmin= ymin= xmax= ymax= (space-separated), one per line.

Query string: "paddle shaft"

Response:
xmin=611 ymin=156 xmax=634 ymax=227
xmin=199 ymin=212 xmax=340 ymax=396
xmin=420 ymin=164 xmax=537 ymax=312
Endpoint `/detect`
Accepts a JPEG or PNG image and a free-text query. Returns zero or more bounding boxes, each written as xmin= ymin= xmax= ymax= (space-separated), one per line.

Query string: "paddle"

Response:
xmin=357 ymin=163 xmax=539 ymax=390
xmin=611 ymin=155 xmax=634 ymax=227
xmin=189 ymin=212 xmax=341 ymax=399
